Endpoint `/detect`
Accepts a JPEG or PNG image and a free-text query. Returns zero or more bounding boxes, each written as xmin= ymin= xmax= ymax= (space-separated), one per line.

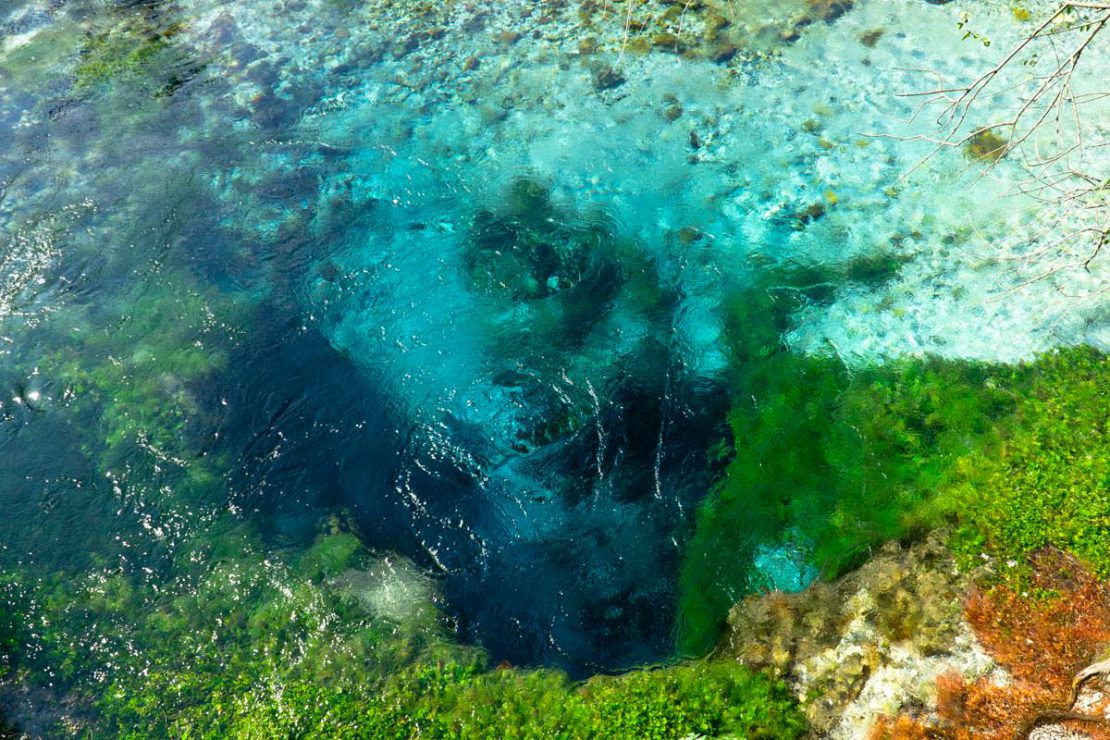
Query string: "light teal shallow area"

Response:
xmin=0 ymin=0 xmax=1108 ymax=736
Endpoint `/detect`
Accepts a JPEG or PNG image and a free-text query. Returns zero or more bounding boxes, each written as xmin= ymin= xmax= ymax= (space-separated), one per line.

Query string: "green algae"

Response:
xmin=0 ymin=524 xmax=806 ymax=738
xmin=39 ymin=281 xmax=238 ymax=527
xmin=297 ymin=532 xmax=365 ymax=580
xmin=948 ymin=347 xmax=1110 ymax=583
xmin=74 ymin=29 xmax=169 ymax=91
xmin=0 ymin=516 xmax=461 ymax=735
xmin=465 ymin=178 xmax=670 ymax=352
xmin=72 ymin=14 xmax=201 ymax=98
xmin=677 ymin=268 xmax=1022 ymax=655
xmin=677 ymin=263 xmax=1110 ymax=655
xmin=0 ymin=576 xmax=26 ymax=684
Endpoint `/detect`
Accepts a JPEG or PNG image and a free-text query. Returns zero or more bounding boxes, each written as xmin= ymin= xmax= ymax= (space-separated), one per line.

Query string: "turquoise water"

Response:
xmin=1 ymin=0 xmax=1108 ymax=711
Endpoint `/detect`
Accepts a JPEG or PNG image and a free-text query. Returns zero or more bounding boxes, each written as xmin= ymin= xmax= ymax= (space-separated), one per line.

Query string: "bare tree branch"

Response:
xmin=877 ymin=3 xmax=1110 ymax=293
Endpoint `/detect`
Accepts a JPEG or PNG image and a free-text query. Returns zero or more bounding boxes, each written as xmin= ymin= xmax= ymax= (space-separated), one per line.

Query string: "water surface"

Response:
xmin=1 ymin=0 xmax=1107 ymax=686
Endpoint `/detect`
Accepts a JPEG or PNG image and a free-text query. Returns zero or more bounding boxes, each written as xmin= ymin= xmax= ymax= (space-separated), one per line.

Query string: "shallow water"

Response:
xmin=0 ymin=0 xmax=1108 ymax=687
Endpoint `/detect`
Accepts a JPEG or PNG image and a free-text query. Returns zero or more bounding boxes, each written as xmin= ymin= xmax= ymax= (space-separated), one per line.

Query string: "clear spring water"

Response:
xmin=1 ymin=0 xmax=1108 ymax=680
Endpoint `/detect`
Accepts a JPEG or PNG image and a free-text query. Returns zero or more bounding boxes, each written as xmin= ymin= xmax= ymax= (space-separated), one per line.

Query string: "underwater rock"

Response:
xmin=706 ymin=41 xmax=739 ymax=64
xmin=663 ymin=103 xmax=684 ymax=121
xmin=722 ymin=532 xmax=997 ymax=737
xmin=462 ymin=178 xmax=635 ymax=348
xmin=677 ymin=226 xmax=704 ymax=246
xmin=593 ymin=66 xmax=626 ymax=91
xmin=965 ymin=128 xmax=1009 ymax=163
xmin=802 ymin=0 xmax=856 ymax=24
xmin=792 ymin=201 xmax=827 ymax=228
xmin=859 ymin=28 xmax=884 ymax=48
xmin=494 ymin=30 xmax=522 ymax=46
xmin=651 ymin=32 xmax=688 ymax=52
xmin=839 ymin=250 xmax=912 ymax=287
xmin=774 ymin=0 xmax=856 ymax=45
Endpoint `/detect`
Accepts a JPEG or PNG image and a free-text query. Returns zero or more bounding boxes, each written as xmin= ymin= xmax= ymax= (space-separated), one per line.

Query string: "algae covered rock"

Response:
xmin=964 ymin=129 xmax=1009 ymax=163
xmin=722 ymin=532 xmax=997 ymax=737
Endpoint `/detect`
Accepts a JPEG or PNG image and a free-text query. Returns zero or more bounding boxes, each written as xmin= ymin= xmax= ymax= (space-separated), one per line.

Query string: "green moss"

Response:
xmin=677 ymin=270 xmax=1022 ymax=654
xmin=950 ymin=347 xmax=1110 ymax=581
xmin=297 ymin=533 xmax=364 ymax=580
xmin=96 ymin=658 xmax=803 ymax=739
xmin=75 ymin=29 xmax=168 ymax=90
xmin=1 ymin=537 xmax=806 ymax=739
xmin=0 ymin=575 xmax=27 ymax=682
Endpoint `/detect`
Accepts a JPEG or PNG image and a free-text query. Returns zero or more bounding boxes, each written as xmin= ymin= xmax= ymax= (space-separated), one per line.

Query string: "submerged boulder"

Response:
xmin=723 ymin=532 xmax=998 ymax=738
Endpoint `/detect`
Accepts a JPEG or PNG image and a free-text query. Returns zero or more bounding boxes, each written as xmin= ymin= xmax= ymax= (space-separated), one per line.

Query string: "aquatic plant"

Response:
xmin=676 ymin=268 xmax=1020 ymax=654
xmin=97 ymin=656 xmax=805 ymax=738
xmin=0 ymin=576 xmax=26 ymax=683
xmin=949 ymin=347 xmax=1110 ymax=581
xmin=75 ymin=28 xmax=169 ymax=91
xmin=44 ymin=280 xmax=237 ymax=496
xmin=73 ymin=15 xmax=201 ymax=97
xmin=464 ymin=178 xmax=669 ymax=352
xmin=0 ymin=521 xmax=454 ymax=734
xmin=0 ymin=526 xmax=807 ymax=739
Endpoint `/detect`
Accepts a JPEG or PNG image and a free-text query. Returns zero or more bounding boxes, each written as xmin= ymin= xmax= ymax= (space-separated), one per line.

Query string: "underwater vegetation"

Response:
xmin=947 ymin=347 xmax=1110 ymax=582
xmin=0 ymin=203 xmax=804 ymax=736
xmin=44 ymin=284 xmax=232 ymax=471
xmin=72 ymin=5 xmax=202 ymax=98
xmin=0 ymin=576 xmax=30 ymax=738
xmin=676 ymin=266 xmax=1021 ymax=654
xmin=0 ymin=526 xmax=807 ymax=739
xmin=456 ymin=177 xmax=674 ymax=455
xmin=675 ymin=252 xmax=1110 ymax=653
xmin=0 ymin=577 xmax=24 ymax=684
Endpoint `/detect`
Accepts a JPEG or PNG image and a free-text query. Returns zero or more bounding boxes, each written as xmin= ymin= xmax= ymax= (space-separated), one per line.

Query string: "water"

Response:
xmin=0 ymin=0 xmax=1108 ymax=696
